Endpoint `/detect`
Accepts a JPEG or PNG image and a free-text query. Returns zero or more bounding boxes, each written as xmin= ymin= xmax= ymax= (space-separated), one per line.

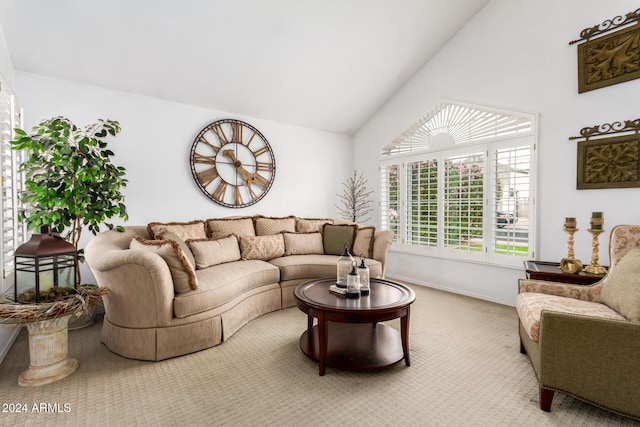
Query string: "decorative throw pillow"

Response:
xmin=323 ymin=223 xmax=357 ymax=256
xmin=296 ymin=218 xmax=333 ymax=233
xmin=206 ymin=217 xmax=256 ymax=240
xmin=156 ymin=231 xmax=196 ymax=269
xmin=283 ymin=232 xmax=324 ymax=256
xmin=147 ymin=220 xmax=207 ymax=241
xmin=254 ymin=216 xmax=296 ymax=235
xmin=600 ymin=247 xmax=640 ymax=321
xmin=352 ymin=226 xmax=376 ymax=259
xmin=187 ymin=236 xmax=241 ymax=269
xmin=239 ymin=234 xmax=285 ymax=260
xmin=130 ymin=237 xmax=198 ymax=293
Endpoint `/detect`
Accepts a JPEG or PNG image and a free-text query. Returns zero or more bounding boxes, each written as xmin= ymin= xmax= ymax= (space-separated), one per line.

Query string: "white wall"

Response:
xmin=15 ymin=72 xmax=352 ymax=284
xmin=0 ymin=23 xmax=13 ymax=87
xmin=353 ymin=0 xmax=640 ymax=306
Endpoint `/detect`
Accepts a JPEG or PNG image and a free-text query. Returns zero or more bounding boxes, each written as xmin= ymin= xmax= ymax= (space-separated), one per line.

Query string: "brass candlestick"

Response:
xmin=560 ymin=226 xmax=583 ymax=273
xmin=584 ymin=228 xmax=607 ymax=275
xmin=564 ymin=226 xmax=577 ymax=259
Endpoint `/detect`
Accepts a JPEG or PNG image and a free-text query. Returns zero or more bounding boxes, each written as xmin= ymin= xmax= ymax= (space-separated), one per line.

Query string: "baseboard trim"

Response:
xmin=385 ymin=274 xmax=513 ymax=307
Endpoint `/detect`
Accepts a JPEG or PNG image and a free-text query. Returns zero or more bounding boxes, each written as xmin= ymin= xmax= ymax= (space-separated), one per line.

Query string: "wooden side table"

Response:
xmin=523 ymin=260 xmax=606 ymax=286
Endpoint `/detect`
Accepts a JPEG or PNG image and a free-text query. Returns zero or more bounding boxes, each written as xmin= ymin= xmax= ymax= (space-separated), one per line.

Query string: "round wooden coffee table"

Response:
xmin=294 ymin=278 xmax=415 ymax=376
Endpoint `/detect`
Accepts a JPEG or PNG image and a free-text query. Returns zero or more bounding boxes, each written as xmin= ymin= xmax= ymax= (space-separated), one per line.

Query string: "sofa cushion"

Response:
xmin=269 ymin=254 xmax=382 ymax=281
xmin=322 ymin=223 xmax=357 ymax=255
xmin=156 ymin=231 xmax=196 ymax=269
xmin=174 ymin=260 xmax=280 ymax=318
xmin=600 ymin=247 xmax=640 ymax=321
xmin=254 ymin=216 xmax=296 ymax=235
xmin=187 ymin=235 xmax=241 ymax=269
xmin=516 ymin=292 xmax=626 ymax=342
xmin=283 ymin=232 xmax=324 ymax=256
xmin=296 ymin=218 xmax=333 ymax=233
xmin=239 ymin=234 xmax=285 ymax=260
xmin=352 ymin=226 xmax=376 ymax=259
xmin=207 ymin=217 xmax=256 ymax=240
xmin=130 ymin=237 xmax=198 ymax=292
xmin=147 ymin=220 xmax=207 ymax=241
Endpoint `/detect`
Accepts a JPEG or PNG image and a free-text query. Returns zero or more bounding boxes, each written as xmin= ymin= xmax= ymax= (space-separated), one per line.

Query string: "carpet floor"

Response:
xmin=0 ymin=283 xmax=638 ymax=426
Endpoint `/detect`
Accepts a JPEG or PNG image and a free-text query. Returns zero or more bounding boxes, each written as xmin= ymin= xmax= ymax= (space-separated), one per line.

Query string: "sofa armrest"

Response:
xmin=85 ymin=228 xmax=176 ymax=328
xmin=373 ymin=230 xmax=394 ymax=277
xmin=517 ymin=278 xmax=601 ymax=301
xmin=538 ymin=311 xmax=640 ymax=418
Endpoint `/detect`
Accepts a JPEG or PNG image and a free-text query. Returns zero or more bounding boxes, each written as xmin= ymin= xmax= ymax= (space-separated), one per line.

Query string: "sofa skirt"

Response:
xmin=102 ymin=285 xmax=282 ymax=361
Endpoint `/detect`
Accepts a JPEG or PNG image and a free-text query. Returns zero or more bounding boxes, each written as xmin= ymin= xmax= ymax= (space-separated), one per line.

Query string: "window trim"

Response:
xmin=0 ymin=77 xmax=26 ymax=295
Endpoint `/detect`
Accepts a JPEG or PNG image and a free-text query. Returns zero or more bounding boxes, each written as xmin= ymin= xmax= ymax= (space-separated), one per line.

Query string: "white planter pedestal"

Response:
xmin=18 ymin=314 xmax=78 ymax=387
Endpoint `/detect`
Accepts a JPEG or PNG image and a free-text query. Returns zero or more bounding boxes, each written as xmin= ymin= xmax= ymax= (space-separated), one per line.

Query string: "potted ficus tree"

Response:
xmin=8 ymin=116 xmax=128 ymax=309
xmin=0 ymin=116 xmax=128 ymax=386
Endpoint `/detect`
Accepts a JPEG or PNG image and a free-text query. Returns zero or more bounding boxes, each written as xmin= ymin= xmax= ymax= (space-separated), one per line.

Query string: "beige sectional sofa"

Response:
xmin=85 ymin=216 xmax=393 ymax=361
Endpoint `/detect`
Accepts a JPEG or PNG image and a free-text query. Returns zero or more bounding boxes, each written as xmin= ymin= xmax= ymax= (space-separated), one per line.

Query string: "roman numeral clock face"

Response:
xmin=190 ymin=119 xmax=276 ymax=208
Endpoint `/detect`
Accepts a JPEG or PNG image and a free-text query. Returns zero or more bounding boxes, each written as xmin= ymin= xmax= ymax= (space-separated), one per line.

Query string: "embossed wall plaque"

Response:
xmin=571 ymin=9 xmax=640 ymax=93
xmin=578 ymin=23 xmax=640 ymax=93
xmin=572 ymin=119 xmax=640 ymax=189
xmin=577 ymin=133 xmax=640 ymax=189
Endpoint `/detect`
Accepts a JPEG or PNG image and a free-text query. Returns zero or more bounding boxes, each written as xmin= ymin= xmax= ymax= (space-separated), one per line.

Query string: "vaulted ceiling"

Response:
xmin=0 ymin=0 xmax=489 ymax=135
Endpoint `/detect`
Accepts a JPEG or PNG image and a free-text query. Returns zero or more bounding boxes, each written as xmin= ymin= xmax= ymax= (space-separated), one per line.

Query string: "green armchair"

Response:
xmin=516 ymin=224 xmax=640 ymax=420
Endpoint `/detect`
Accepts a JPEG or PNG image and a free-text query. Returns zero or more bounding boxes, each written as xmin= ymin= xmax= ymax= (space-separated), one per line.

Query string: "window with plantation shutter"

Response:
xmin=442 ymin=152 xmax=485 ymax=260
xmin=379 ymin=99 xmax=537 ymax=268
xmin=0 ymin=77 xmax=26 ymax=295
xmin=406 ymin=159 xmax=437 ymax=247
xmin=380 ymin=164 xmax=400 ymax=243
xmin=489 ymin=140 xmax=533 ymax=266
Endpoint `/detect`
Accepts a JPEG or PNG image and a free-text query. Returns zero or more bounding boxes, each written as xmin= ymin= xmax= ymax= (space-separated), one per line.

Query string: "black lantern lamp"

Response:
xmin=336 ymin=243 xmax=354 ymax=288
xmin=14 ymin=225 xmax=77 ymax=304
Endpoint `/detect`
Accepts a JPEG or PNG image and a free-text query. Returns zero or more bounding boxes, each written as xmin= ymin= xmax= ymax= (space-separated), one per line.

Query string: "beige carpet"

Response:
xmin=0 ymin=284 xmax=637 ymax=427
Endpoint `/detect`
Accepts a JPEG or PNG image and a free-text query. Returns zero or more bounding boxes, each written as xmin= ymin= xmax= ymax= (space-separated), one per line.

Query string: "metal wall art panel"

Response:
xmin=573 ymin=120 xmax=640 ymax=189
xmin=571 ymin=9 xmax=640 ymax=93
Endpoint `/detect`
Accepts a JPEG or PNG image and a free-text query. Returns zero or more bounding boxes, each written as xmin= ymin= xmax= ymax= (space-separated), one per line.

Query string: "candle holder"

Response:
xmin=560 ymin=225 xmax=583 ymax=273
xmin=564 ymin=226 xmax=578 ymax=259
xmin=584 ymin=228 xmax=607 ymax=275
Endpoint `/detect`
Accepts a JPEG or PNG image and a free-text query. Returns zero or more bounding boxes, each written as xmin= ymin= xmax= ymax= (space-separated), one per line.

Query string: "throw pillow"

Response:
xmin=239 ymin=234 xmax=285 ymax=260
xmin=206 ymin=217 xmax=256 ymax=240
xmin=600 ymin=247 xmax=640 ymax=321
xmin=296 ymin=218 xmax=333 ymax=233
xmin=130 ymin=237 xmax=198 ymax=293
xmin=156 ymin=231 xmax=196 ymax=269
xmin=254 ymin=216 xmax=296 ymax=235
xmin=187 ymin=236 xmax=241 ymax=269
xmin=352 ymin=226 xmax=376 ymax=259
xmin=283 ymin=232 xmax=324 ymax=256
xmin=323 ymin=223 xmax=357 ymax=256
xmin=147 ymin=220 xmax=207 ymax=241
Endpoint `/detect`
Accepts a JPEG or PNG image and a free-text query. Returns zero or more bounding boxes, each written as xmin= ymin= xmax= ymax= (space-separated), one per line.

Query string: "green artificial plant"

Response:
xmin=11 ymin=116 xmax=128 ymax=284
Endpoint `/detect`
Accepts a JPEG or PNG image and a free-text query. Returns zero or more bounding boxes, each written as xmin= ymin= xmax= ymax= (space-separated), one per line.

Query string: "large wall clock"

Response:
xmin=190 ymin=119 xmax=276 ymax=208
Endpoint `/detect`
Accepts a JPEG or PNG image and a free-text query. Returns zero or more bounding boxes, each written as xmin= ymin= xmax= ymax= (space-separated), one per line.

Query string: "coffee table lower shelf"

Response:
xmin=299 ymin=323 xmax=405 ymax=372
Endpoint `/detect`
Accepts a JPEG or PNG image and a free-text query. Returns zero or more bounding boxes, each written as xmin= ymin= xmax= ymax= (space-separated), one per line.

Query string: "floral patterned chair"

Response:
xmin=516 ymin=224 xmax=640 ymax=420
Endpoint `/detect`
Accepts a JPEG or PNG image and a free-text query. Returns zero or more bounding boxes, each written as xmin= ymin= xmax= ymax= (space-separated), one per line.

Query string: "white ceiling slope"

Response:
xmin=0 ymin=0 xmax=488 ymax=135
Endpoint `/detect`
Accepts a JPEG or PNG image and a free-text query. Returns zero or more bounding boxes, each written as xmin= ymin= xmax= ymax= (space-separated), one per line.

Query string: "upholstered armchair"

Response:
xmin=516 ymin=224 xmax=640 ymax=420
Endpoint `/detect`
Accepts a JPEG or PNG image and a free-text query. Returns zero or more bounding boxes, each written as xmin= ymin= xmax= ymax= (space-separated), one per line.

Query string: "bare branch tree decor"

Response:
xmin=335 ymin=170 xmax=373 ymax=223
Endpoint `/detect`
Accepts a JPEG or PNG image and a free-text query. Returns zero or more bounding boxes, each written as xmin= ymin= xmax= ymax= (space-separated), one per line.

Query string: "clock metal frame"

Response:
xmin=190 ymin=119 xmax=276 ymax=208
